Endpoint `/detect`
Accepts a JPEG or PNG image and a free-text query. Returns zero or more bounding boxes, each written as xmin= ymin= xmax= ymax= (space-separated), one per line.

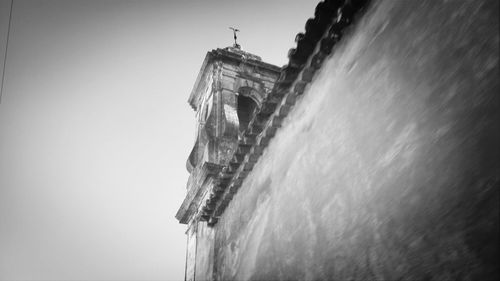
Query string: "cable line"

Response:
xmin=1 ymin=0 xmax=14 ymax=104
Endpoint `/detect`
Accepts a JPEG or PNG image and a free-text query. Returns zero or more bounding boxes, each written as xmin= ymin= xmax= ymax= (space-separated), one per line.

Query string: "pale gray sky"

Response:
xmin=0 ymin=0 xmax=318 ymax=280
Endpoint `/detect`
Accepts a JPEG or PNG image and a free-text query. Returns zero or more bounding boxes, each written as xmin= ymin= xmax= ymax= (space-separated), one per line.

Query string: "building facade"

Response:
xmin=177 ymin=0 xmax=499 ymax=280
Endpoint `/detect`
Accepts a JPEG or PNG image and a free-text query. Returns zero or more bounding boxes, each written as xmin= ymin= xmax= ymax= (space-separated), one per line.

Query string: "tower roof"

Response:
xmin=222 ymin=46 xmax=262 ymax=61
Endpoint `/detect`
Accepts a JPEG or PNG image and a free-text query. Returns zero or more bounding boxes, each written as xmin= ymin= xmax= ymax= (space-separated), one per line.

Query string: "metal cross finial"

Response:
xmin=229 ymin=27 xmax=241 ymax=49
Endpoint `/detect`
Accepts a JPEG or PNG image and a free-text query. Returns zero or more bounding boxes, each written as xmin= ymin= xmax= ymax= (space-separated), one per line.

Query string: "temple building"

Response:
xmin=176 ymin=0 xmax=499 ymax=280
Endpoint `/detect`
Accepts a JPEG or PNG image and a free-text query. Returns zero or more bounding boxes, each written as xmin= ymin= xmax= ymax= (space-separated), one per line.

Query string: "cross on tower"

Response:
xmin=229 ymin=27 xmax=241 ymax=49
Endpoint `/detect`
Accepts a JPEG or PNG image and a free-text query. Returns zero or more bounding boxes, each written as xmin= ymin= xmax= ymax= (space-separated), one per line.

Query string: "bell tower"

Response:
xmin=177 ymin=46 xmax=280 ymax=225
xmin=176 ymin=46 xmax=280 ymax=280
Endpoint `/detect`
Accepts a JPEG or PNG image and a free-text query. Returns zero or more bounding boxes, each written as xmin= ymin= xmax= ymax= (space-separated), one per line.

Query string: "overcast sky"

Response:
xmin=0 ymin=0 xmax=318 ymax=280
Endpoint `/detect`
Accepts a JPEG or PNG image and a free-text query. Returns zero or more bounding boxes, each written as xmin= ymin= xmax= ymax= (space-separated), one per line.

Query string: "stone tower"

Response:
xmin=176 ymin=46 xmax=280 ymax=280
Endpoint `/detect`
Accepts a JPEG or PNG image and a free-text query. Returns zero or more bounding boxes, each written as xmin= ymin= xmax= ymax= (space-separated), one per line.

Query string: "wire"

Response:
xmin=0 ymin=0 xmax=14 ymax=104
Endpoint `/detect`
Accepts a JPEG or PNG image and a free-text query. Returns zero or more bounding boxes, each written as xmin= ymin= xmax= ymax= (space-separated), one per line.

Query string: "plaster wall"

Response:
xmin=195 ymin=222 xmax=215 ymax=281
xmin=212 ymin=0 xmax=499 ymax=280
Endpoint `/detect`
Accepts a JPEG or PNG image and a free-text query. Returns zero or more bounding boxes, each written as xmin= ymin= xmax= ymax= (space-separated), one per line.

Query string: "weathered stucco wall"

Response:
xmin=212 ymin=0 xmax=499 ymax=280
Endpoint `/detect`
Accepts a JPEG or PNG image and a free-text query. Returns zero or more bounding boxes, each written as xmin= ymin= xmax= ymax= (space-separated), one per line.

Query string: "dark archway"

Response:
xmin=237 ymin=94 xmax=258 ymax=133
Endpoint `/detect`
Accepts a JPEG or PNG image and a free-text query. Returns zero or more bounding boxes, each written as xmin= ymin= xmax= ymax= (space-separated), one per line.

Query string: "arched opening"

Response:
xmin=237 ymin=94 xmax=258 ymax=133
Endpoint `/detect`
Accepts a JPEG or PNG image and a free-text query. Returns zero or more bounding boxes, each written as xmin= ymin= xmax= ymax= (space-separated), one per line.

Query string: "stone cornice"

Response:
xmin=176 ymin=162 xmax=223 ymax=224
xmin=188 ymin=47 xmax=281 ymax=111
